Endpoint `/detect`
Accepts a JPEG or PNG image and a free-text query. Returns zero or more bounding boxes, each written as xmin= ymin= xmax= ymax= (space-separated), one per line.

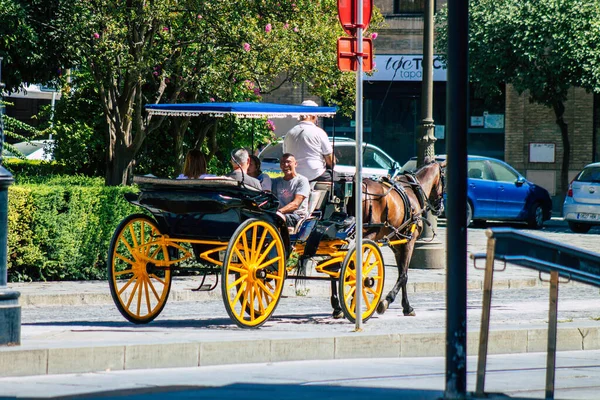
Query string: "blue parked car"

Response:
xmin=402 ymin=155 xmax=552 ymax=229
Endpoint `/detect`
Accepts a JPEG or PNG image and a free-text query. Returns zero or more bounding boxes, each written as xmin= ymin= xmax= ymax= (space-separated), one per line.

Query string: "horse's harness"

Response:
xmin=363 ymin=164 xmax=445 ymax=243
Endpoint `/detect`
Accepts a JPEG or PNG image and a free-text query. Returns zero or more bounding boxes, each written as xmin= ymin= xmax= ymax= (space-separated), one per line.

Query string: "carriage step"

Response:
xmin=191 ymin=284 xmax=214 ymax=291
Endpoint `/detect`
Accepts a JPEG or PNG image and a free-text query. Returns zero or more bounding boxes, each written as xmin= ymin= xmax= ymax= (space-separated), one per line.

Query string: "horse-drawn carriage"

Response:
xmin=107 ymin=102 xmax=445 ymax=328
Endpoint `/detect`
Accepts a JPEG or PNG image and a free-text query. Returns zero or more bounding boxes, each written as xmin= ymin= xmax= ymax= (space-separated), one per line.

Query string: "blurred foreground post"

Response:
xmin=0 ymin=57 xmax=21 ymax=346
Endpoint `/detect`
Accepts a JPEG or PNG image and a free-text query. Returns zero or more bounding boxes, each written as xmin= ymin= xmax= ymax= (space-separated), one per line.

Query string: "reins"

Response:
xmin=360 ymin=163 xmax=445 ymax=243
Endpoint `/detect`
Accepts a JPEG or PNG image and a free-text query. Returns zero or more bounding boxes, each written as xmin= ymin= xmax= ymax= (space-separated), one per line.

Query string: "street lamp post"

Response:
xmin=417 ymin=0 xmax=436 ymax=235
xmin=410 ymin=0 xmax=445 ymax=270
xmin=0 ymin=57 xmax=21 ymax=346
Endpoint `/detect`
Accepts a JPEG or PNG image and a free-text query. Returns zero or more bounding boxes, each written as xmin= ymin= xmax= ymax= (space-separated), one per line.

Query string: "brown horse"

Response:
xmin=345 ymin=161 xmax=445 ymax=317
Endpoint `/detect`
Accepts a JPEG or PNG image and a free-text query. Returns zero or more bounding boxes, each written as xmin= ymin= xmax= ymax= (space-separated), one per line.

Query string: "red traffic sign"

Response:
xmin=337 ymin=37 xmax=373 ymax=72
xmin=338 ymin=0 xmax=373 ymax=36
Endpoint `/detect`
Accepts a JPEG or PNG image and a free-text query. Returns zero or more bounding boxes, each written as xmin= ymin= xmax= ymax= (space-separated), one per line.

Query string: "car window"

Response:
xmin=402 ymin=159 xmax=417 ymax=173
xmin=334 ymin=146 xmax=356 ymax=166
xmin=467 ymin=160 xmax=493 ymax=180
xmin=488 ymin=161 xmax=518 ymax=182
xmin=576 ymin=166 xmax=600 ymax=182
xmin=259 ymin=143 xmax=283 ymax=162
xmin=364 ymin=147 xmax=392 ymax=169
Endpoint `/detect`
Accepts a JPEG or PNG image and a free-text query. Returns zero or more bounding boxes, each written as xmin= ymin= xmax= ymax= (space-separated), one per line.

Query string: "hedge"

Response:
xmin=7 ymin=181 xmax=140 ymax=282
xmin=3 ymin=159 xmax=71 ymax=181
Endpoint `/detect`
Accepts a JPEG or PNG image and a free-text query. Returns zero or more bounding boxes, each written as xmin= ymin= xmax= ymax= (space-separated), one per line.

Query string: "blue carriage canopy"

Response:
xmin=145 ymin=101 xmax=337 ymax=118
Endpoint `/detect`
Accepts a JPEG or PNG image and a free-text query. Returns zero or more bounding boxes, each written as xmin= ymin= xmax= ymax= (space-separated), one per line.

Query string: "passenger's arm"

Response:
xmin=278 ymin=194 xmax=305 ymax=214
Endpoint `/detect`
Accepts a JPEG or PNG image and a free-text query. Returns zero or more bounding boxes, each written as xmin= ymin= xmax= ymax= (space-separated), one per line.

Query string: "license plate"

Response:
xmin=219 ymin=250 xmax=239 ymax=263
xmin=577 ymin=213 xmax=600 ymax=220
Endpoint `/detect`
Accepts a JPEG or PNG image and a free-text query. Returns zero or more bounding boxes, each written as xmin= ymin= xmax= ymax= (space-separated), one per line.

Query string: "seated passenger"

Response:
xmin=176 ymin=149 xmax=214 ymax=179
xmin=248 ymin=155 xmax=272 ymax=192
xmin=227 ymin=148 xmax=262 ymax=190
xmin=272 ymin=153 xmax=310 ymax=227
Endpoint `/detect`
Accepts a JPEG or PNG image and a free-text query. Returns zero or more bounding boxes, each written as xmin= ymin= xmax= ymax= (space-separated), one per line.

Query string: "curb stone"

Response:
xmin=0 ymin=326 xmax=598 ymax=378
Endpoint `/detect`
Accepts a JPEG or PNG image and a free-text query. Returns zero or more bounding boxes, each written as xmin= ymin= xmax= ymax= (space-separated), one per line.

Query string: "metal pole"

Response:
xmin=0 ymin=57 xmax=21 ymax=346
xmin=545 ymin=271 xmax=559 ymax=399
xmin=445 ymin=0 xmax=469 ymax=396
xmin=417 ymin=0 xmax=437 ymax=239
xmin=476 ymin=233 xmax=496 ymax=396
xmin=354 ymin=0 xmax=364 ymax=331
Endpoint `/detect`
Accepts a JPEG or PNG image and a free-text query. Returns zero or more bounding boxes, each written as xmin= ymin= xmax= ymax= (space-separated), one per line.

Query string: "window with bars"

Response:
xmin=394 ymin=0 xmax=426 ymax=14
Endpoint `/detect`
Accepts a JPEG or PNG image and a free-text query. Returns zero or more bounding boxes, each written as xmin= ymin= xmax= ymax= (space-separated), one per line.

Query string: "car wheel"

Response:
xmin=466 ymin=201 xmax=473 ymax=227
xmin=472 ymin=219 xmax=487 ymax=228
xmin=568 ymin=221 xmax=592 ymax=234
xmin=527 ymin=203 xmax=544 ymax=229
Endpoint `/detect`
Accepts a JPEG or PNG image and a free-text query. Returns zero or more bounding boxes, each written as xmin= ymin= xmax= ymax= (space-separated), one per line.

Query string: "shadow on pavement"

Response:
xmin=21 ymin=312 xmax=343 ymax=330
xmin=39 ymin=383 xmax=448 ymax=400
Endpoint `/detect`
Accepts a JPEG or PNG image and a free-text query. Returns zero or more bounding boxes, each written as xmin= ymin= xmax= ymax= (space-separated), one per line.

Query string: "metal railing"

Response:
xmin=470 ymin=227 xmax=600 ymax=399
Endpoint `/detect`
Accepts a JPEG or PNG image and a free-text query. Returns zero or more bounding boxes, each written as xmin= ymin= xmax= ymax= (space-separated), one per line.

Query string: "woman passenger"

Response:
xmin=177 ymin=149 xmax=213 ymax=179
xmin=248 ymin=155 xmax=272 ymax=191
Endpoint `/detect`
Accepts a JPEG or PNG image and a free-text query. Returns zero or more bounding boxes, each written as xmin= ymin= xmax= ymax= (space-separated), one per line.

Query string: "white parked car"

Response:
xmin=563 ymin=162 xmax=600 ymax=233
xmin=258 ymin=137 xmax=399 ymax=179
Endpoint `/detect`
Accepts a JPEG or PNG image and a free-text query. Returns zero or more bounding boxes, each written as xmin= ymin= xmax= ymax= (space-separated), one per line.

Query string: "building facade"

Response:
xmin=371 ymin=0 xmax=600 ymax=208
xmin=263 ymin=0 xmax=599 ymax=209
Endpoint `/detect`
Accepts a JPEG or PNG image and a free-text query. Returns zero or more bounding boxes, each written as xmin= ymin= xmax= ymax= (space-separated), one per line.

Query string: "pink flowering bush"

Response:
xmin=243 ymin=43 xmax=251 ymax=51
xmin=265 ymin=23 xmax=272 ymax=33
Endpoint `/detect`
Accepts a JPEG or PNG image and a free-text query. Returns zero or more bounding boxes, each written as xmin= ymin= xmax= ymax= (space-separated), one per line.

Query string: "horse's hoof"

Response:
xmin=332 ymin=309 xmax=344 ymax=319
xmin=377 ymin=300 xmax=389 ymax=315
xmin=403 ymin=310 xmax=416 ymax=317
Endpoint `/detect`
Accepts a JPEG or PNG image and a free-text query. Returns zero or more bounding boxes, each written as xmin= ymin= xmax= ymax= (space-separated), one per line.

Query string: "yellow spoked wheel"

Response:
xmin=339 ymin=239 xmax=385 ymax=323
xmin=221 ymin=218 xmax=286 ymax=328
xmin=108 ymin=214 xmax=172 ymax=324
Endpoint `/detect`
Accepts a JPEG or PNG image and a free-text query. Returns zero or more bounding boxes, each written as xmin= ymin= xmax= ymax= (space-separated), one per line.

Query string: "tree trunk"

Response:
xmin=105 ymin=123 xmax=135 ymax=186
xmin=206 ymin=121 xmax=219 ymax=163
xmin=552 ymin=100 xmax=570 ymax=195
xmin=173 ymin=117 xmax=191 ymax=172
xmin=105 ymin=143 xmax=134 ymax=186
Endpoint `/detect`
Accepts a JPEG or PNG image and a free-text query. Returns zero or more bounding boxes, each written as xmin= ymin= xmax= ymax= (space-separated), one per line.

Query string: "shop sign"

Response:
xmin=366 ymin=55 xmax=447 ymax=81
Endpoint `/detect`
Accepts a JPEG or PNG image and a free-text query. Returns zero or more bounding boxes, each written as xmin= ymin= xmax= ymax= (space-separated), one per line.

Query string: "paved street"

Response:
xmin=20 ymin=284 xmax=600 ymax=334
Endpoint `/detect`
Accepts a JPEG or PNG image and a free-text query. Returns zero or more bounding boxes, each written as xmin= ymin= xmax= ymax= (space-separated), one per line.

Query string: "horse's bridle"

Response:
xmin=425 ymin=163 xmax=445 ymax=217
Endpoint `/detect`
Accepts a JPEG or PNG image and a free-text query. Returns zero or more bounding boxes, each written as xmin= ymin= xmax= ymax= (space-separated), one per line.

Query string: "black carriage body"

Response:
xmin=126 ymin=177 xmax=289 ymax=249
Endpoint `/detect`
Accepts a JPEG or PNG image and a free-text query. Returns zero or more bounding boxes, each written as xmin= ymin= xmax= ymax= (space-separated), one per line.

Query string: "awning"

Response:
xmin=145 ymin=102 xmax=337 ymax=118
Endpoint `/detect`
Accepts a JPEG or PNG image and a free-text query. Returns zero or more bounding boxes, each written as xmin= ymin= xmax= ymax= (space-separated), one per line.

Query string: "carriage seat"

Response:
xmin=288 ymin=189 xmax=329 ymax=239
xmin=312 ymin=181 xmax=334 ymax=192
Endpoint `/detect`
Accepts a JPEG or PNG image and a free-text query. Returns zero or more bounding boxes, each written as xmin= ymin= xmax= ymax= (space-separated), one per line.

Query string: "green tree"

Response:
xmin=51 ymin=0 xmax=374 ymax=185
xmin=436 ymin=0 xmax=600 ymax=193
xmin=0 ymin=0 xmax=67 ymax=91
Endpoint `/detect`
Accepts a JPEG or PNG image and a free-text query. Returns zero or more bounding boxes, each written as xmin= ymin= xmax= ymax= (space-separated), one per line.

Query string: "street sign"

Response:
xmin=337 ymin=0 xmax=373 ymax=36
xmin=337 ymin=37 xmax=373 ymax=72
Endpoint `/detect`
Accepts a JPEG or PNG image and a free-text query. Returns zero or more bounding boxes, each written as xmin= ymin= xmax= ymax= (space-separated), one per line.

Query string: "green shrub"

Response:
xmin=3 ymin=159 xmax=71 ymax=183
xmin=7 ymin=182 xmax=140 ymax=282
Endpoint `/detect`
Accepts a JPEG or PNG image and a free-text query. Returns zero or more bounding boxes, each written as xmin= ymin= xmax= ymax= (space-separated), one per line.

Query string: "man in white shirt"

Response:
xmin=283 ymin=100 xmax=334 ymax=182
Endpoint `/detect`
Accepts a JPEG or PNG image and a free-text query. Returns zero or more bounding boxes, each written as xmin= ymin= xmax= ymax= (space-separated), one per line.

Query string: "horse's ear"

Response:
xmin=438 ymin=160 xmax=447 ymax=168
